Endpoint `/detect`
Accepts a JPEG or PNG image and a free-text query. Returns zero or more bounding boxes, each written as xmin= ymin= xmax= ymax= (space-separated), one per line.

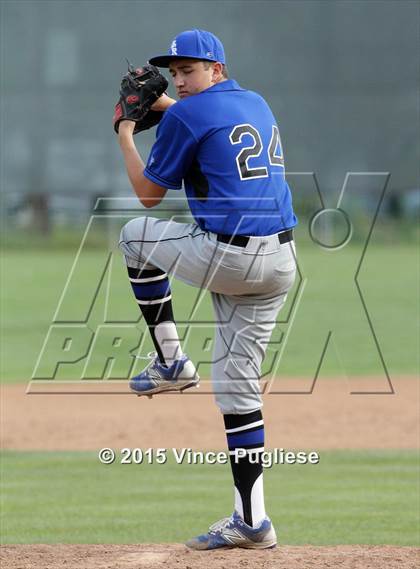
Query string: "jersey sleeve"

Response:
xmin=144 ymin=110 xmax=198 ymax=190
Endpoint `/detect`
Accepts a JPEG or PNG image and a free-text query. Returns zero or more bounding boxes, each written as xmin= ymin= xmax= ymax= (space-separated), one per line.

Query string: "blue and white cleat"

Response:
xmin=129 ymin=354 xmax=199 ymax=397
xmin=185 ymin=511 xmax=277 ymax=550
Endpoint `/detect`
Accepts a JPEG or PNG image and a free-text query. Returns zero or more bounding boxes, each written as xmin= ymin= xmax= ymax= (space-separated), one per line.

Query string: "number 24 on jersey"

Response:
xmin=229 ymin=124 xmax=284 ymax=181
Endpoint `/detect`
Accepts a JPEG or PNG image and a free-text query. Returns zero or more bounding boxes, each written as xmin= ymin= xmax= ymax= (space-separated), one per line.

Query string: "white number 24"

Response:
xmin=229 ymin=124 xmax=284 ymax=181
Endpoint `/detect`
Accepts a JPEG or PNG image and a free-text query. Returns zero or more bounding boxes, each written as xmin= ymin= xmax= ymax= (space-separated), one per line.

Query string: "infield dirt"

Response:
xmin=2 ymin=377 xmax=418 ymax=451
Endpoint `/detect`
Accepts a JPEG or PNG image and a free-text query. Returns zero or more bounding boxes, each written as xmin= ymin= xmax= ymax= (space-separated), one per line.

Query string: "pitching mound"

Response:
xmin=1 ymin=544 xmax=419 ymax=569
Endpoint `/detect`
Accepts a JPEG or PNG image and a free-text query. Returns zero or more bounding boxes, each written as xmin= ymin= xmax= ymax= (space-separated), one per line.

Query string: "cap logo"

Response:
xmin=206 ymin=51 xmax=213 ymax=57
xmin=170 ymin=40 xmax=177 ymax=55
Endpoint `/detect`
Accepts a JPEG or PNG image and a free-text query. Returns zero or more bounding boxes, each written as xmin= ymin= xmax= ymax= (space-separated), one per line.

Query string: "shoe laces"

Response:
xmin=131 ymin=351 xmax=161 ymax=373
xmin=209 ymin=515 xmax=235 ymax=534
xmin=132 ymin=351 xmax=158 ymax=362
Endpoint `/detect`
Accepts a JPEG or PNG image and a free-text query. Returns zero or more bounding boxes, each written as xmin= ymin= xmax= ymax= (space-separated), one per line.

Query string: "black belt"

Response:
xmin=216 ymin=229 xmax=293 ymax=248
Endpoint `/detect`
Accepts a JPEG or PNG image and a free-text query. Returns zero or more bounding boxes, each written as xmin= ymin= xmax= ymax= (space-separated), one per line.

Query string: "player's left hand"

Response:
xmin=113 ymin=63 xmax=168 ymax=135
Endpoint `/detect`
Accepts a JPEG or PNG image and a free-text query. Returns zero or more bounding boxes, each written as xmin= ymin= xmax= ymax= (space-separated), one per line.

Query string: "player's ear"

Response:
xmin=211 ymin=62 xmax=223 ymax=82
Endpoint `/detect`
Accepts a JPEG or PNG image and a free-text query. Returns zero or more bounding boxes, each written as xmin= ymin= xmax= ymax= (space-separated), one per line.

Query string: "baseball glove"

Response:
xmin=113 ymin=63 xmax=169 ymax=134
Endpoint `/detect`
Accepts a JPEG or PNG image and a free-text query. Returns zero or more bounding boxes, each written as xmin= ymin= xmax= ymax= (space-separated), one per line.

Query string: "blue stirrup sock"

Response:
xmin=224 ymin=409 xmax=266 ymax=527
xmin=127 ymin=266 xmax=182 ymax=366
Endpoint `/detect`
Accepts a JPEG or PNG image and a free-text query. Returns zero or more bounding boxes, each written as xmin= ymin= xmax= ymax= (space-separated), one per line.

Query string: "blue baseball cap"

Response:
xmin=149 ymin=29 xmax=226 ymax=68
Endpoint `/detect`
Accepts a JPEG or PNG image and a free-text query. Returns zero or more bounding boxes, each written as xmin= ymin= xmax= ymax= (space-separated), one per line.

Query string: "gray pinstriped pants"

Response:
xmin=119 ymin=216 xmax=296 ymax=414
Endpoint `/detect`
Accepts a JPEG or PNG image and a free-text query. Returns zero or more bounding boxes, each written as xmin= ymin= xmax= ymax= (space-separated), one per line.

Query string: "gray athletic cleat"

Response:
xmin=129 ymin=354 xmax=199 ymax=396
xmin=185 ymin=511 xmax=277 ymax=550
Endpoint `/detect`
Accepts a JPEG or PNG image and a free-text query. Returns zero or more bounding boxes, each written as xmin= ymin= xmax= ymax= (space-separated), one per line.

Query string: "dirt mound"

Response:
xmin=1 ymin=544 xmax=419 ymax=569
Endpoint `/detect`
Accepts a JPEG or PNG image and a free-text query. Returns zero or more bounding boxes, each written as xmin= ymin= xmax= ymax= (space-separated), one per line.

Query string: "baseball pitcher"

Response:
xmin=115 ymin=29 xmax=297 ymax=550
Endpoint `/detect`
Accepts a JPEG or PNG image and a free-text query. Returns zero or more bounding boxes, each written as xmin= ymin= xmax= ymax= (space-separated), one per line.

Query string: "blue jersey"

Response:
xmin=144 ymin=79 xmax=297 ymax=236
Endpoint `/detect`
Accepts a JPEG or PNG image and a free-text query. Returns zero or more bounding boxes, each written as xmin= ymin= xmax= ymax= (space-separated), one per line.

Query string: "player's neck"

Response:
xmin=209 ymin=77 xmax=228 ymax=89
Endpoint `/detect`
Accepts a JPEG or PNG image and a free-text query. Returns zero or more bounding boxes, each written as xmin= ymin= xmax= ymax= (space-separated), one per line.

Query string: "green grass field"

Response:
xmin=1 ymin=241 xmax=418 ymax=382
xmin=1 ymin=450 xmax=418 ymax=545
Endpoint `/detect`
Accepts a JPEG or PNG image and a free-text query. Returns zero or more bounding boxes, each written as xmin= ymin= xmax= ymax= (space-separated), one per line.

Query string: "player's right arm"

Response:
xmin=118 ymin=121 xmax=167 ymax=208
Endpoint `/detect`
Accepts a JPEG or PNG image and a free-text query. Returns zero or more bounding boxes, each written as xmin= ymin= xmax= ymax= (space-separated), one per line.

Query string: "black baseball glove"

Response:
xmin=113 ymin=63 xmax=169 ymax=134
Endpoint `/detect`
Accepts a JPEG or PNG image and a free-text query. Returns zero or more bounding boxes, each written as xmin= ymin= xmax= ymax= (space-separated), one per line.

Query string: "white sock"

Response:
xmin=250 ymin=473 xmax=266 ymax=526
xmin=234 ymin=474 xmax=266 ymax=527
xmin=154 ymin=321 xmax=183 ymax=366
